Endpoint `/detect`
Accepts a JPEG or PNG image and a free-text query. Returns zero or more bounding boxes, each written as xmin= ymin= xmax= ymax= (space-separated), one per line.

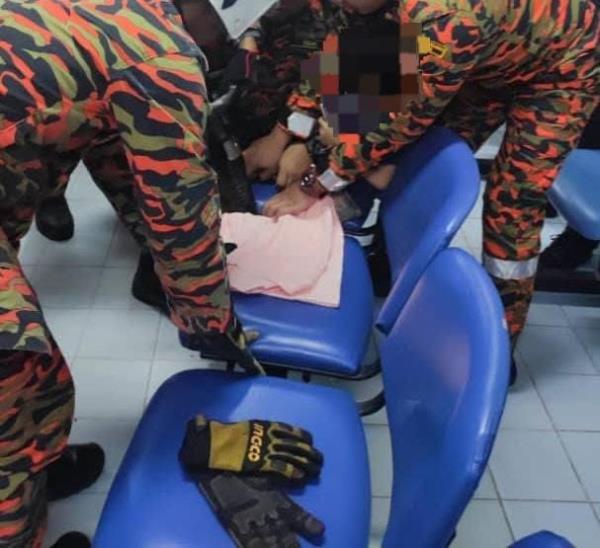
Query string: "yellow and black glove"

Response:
xmin=179 ymin=416 xmax=324 ymax=483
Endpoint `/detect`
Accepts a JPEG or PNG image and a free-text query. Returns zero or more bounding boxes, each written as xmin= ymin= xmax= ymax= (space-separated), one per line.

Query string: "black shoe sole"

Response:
xmin=47 ymin=443 xmax=105 ymax=502
xmin=50 ymin=532 xmax=91 ymax=548
xmin=35 ymin=218 xmax=75 ymax=242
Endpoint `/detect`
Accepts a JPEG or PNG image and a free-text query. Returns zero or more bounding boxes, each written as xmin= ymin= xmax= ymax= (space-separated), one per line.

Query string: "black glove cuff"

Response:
xmin=179 ymin=417 xmax=212 ymax=472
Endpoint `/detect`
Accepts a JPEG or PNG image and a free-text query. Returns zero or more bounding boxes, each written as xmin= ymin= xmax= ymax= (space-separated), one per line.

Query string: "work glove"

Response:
xmin=180 ymin=316 xmax=264 ymax=375
xmin=179 ymin=416 xmax=324 ymax=483
xmin=195 ymin=471 xmax=325 ymax=548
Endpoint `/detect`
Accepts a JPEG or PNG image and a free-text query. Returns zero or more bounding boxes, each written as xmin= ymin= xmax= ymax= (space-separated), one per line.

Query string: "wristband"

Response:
xmin=299 ymin=164 xmax=328 ymax=199
xmin=318 ymin=168 xmax=352 ymax=193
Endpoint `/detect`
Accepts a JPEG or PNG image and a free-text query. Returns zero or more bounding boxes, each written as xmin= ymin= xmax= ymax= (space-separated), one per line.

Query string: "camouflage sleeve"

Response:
xmin=328 ymin=10 xmax=489 ymax=181
xmin=107 ymin=53 xmax=234 ymax=337
xmin=253 ymin=0 xmax=333 ymax=119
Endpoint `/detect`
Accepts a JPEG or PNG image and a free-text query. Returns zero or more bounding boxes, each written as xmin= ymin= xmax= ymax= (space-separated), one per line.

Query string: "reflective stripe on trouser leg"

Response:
xmin=483 ymin=253 xmax=537 ymax=344
xmin=483 ymin=254 xmax=539 ymax=280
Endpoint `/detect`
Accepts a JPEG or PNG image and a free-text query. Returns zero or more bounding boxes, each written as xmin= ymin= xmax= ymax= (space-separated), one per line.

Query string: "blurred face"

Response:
xmin=330 ymin=0 xmax=389 ymax=14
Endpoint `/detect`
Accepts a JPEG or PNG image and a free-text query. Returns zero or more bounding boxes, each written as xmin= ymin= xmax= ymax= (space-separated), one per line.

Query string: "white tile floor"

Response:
xmin=28 ymin=162 xmax=600 ymax=547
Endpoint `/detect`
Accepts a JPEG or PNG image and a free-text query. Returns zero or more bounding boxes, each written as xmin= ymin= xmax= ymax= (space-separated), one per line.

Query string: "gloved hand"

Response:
xmin=196 ymin=472 xmax=325 ymax=548
xmin=179 ymin=316 xmax=264 ymax=375
xmin=219 ymin=48 xmax=259 ymax=94
xmin=179 ymin=416 xmax=324 ymax=483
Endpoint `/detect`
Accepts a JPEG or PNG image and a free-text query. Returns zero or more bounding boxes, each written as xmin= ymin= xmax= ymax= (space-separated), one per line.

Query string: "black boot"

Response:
xmin=35 ymin=195 xmax=75 ymax=242
xmin=131 ymin=252 xmax=170 ymax=315
xmin=50 ymin=532 xmax=91 ymax=548
xmin=509 ymin=357 xmax=517 ymax=387
xmin=476 ymin=158 xmax=493 ymax=178
xmin=539 ymin=227 xmax=599 ymax=269
xmin=47 ymin=443 xmax=105 ymax=502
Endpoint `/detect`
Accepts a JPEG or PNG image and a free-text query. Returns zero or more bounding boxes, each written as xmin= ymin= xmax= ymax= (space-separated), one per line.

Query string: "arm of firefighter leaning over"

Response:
xmin=68 ymin=0 xmax=261 ymax=372
xmin=261 ymin=0 xmax=493 ymax=190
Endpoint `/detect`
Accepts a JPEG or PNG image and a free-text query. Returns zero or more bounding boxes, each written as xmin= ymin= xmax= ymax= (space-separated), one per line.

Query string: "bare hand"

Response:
xmin=263 ymin=184 xmax=319 ymax=219
xmin=365 ymin=164 xmax=396 ymax=190
xmin=243 ymin=126 xmax=291 ymax=181
xmin=276 ymin=143 xmax=312 ymax=188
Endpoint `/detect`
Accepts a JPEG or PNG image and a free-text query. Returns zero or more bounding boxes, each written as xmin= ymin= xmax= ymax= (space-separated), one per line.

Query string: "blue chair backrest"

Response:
xmin=511 ymin=531 xmax=575 ymax=548
xmin=380 ymin=248 xmax=509 ymax=548
xmin=548 ymin=149 xmax=600 ymax=239
xmin=376 ymin=127 xmax=480 ymax=335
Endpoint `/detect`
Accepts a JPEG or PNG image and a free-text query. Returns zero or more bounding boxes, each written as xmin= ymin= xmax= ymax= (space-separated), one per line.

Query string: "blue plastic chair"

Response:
xmin=230 ymin=127 xmax=480 ymax=378
xmin=376 ymin=126 xmax=480 ymax=334
xmin=380 ymin=248 xmax=509 ymax=547
xmin=95 ymin=248 xmax=509 ymax=547
xmin=548 ymin=149 xmax=600 ymax=239
xmin=510 ymin=531 xmax=575 ymax=548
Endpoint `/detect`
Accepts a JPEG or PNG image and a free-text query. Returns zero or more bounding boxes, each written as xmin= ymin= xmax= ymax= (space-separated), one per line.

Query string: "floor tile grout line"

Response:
xmin=521 ymin=354 xmax=590 ymax=502
xmin=488 ymin=468 xmax=516 ymax=541
xmin=518 ymin=352 xmax=596 ymax=505
xmin=496 ymin=496 xmax=516 ymax=542
xmin=498 ymin=426 xmax=557 ymax=432
xmin=571 ymin=325 xmax=600 ymax=374
xmin=555 ymin=429 xmax=598 ymax=507
xmin=499 ymin=498 xmax=600 ymax=504
xmin=68 ymin=307 xmax=93 ymax=362
xmin=513 ymin=349 xmax=553 ymax=425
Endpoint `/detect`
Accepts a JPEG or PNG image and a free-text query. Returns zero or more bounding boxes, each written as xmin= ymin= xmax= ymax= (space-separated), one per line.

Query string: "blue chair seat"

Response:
xmin=233 ymin=236 xmax=374 ymax=376
xmin=94 ymin=370 xmax=371 ymax=548
xmin=548 ymin=149 xmax=600 ymax=239
xmin=252 ymin=181 xmax=277 ymax=210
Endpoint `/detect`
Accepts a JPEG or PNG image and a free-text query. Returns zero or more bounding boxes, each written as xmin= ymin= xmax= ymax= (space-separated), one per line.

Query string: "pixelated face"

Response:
xmin=301 ymin=4 xmax=422 ymax=142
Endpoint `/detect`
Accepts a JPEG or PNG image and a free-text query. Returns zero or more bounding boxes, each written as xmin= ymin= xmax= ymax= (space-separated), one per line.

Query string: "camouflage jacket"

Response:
xmin=247 ymin=0 xmax=600 ymax=181
xmin=0 ymin=0 xmax=235 ymax=340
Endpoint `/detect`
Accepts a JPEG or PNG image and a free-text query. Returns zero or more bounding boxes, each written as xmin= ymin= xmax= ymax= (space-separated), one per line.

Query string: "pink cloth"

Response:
xmin=220 ymin=197 xmax=344 ymax=308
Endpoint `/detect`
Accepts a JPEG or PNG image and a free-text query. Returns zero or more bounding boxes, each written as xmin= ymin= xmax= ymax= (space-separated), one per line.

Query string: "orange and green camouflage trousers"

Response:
xmin=0 ymin=228 xmax=74 ymax=546
xmin=439 ymin=85 xmax=600 ymax=345
xmin=0 ymin=131 xmax=141 ymax=544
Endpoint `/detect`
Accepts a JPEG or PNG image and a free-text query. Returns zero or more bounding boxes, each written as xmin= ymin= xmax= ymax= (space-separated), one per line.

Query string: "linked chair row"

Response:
xmin=222 ymin=127 xmax=480 ymax=391
xmin=548 ymin=149 xmax=600 ymax=240
xmin=95 ymin=247 xmax=510 ymax=547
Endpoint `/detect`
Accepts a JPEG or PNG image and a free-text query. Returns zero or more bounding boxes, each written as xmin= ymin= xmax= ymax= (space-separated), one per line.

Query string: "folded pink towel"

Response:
xmin=220 ymin=197 xmax=344 ymax=308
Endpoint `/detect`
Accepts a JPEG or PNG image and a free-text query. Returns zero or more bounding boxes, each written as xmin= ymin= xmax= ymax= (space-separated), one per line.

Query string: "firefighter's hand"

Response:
xmin=263 ymin=183 xmax=318 ymax=219
xmin=276 ymin=144 xmax=312 ymax=188
xmin=365 ymin=164 xmax=396 ymax=191
xmin=244 ymin=126 xmax=291 ymax=181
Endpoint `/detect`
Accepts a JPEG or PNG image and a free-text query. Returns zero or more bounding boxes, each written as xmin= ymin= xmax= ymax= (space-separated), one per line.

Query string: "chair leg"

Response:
xmin=358 ymin=390 xmax=386 ymax=416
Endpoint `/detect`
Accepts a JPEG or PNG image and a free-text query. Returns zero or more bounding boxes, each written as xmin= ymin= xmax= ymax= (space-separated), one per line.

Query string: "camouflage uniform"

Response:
xmin=0 ymin=0 xmax=239 ymax=543
xmin=275 ymin=0 xmax=600 ymax=344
